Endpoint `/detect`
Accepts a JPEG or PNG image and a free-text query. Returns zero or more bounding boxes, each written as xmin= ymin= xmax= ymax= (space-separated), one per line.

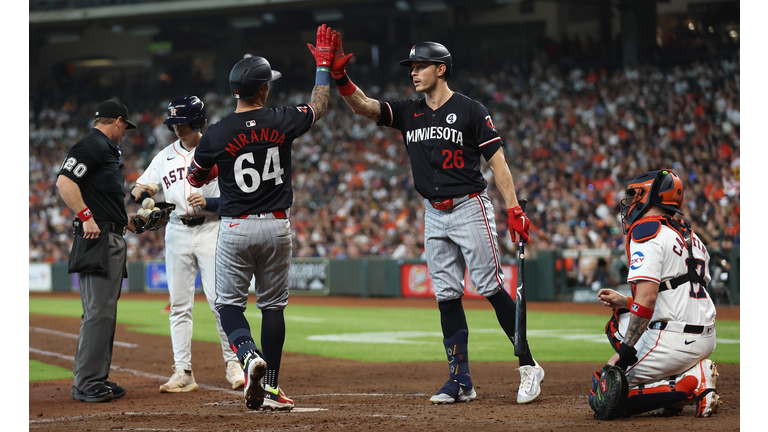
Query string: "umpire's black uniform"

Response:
xmin=59 ymin=119 xmax=131 ymax=401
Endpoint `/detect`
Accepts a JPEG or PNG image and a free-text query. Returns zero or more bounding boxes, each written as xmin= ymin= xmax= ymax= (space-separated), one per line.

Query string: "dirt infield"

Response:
xmin=29 ymin=293 xmax=740 ymax=431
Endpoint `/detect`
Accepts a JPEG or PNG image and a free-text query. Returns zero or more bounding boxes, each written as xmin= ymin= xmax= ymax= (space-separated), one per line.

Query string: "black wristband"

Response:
xmin=616 ymin=342 xmax=638 ymax=371
xmin=334 ymin=73 xmax=350 ymax=87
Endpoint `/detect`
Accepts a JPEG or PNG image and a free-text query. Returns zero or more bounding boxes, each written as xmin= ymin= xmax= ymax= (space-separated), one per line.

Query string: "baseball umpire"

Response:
xmin=56 ymin=99 xmax=138 ymax=402
xmin=131 ymin=95 xmax=245 ymax=393
xmin=186 ymin=25 xmax=336 ymax=410
xmin=589 ymin=169 xmax=720 ymax=419
xmin=328 ymin=34 xmax=545 ymax=404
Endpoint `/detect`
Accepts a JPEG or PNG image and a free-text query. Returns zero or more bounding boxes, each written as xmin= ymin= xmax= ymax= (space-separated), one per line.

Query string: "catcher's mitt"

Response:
xmin=133 ymin=202 xmax=175 ymax=234
xmin=589 ymin=364 xmax=629 ymax=420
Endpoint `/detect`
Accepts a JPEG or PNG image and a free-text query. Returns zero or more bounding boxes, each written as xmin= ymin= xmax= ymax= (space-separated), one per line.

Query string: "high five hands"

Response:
xmin=307 ymin=24 xmax=336 ymax=68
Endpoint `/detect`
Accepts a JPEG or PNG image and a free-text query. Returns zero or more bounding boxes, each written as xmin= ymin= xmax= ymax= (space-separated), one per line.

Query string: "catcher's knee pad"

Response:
xmin=622 ymin=376 xmax=698 ymax=416
xmin=605 ymin=308 xmax=629 ymax=352
xmin=443 ymin=329 xmax=471 ymax=386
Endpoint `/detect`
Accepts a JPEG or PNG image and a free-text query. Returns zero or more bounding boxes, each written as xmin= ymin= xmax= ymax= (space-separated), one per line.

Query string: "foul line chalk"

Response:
xmin=30 ymin=327 xmax=138 ymax=348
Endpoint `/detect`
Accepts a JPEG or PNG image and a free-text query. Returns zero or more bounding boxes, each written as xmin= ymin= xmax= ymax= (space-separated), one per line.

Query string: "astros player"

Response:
xmin=186 ymin=25 xmax=335 ymax=411
xmin=327 ymin=34 xmax=545 ymax=404
xmin=594 ymin=169 xmax=720 ymax=418
xmin=131 ymin=95 xmax=245 ymax=393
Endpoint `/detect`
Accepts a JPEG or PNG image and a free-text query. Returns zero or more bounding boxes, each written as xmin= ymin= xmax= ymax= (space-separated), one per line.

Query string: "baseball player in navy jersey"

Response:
xmin=186 ymin=26 xmax=335 ymax=411
xmin=327 ymin=33 xmax=545 ymax=404
xmin=131 ymin=95 xmax=245 ymax=393
xmin=593 ymin=169 xmax=720 ymax=418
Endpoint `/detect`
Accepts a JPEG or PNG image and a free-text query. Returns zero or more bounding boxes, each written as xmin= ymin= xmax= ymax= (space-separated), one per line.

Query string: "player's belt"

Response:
xmin=179 ymin=216 xmax=207 ymax=227
xmin=233 ymin=210 xmax=289 ymax=219
xmin=649 ymin=321 xmax=709 ymax=334
xmin=428 ymin=191 xmax=482 ymax=211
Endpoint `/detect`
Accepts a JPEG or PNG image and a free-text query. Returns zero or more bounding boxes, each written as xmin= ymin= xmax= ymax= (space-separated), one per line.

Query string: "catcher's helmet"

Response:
xmin=620 ymin=169 xmax=684 ymax=233
xmin=400 ymin=41 xmax=452 ymax=78
xmin=163 ymin=95 xmax=207 ymax=132
xmin=229 ymin=56 xmax=282 ymax=99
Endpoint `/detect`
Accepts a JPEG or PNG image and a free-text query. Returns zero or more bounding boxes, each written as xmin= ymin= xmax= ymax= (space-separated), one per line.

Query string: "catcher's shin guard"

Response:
xmin=623 ymin=376 xmax=698 ymax=416
xmin=437 ymin=329 xmax=473 ymax=393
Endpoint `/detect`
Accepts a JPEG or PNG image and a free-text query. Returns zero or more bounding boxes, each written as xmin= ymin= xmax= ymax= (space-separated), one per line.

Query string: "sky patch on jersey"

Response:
xmin=630 ymin=251 xmax=645 ymax=270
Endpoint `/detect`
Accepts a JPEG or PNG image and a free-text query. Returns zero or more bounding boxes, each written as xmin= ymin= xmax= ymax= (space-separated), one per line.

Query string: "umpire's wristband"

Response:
xmin=334 ymin=73 xmax=357 ymax=96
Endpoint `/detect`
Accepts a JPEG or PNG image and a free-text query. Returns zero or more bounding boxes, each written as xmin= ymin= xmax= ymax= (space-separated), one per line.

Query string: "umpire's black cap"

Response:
xmin=95 ymin=99 xmax=137 ymax=129
xmin=229 ymin=55 xmax=282 ymax=100
xmin=399 ymin=41 xmax=452 ymax=78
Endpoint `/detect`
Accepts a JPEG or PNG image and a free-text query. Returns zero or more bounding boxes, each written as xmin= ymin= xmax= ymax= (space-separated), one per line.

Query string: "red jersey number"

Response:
xmin=442 ymin=149 xmax=465 ymax=169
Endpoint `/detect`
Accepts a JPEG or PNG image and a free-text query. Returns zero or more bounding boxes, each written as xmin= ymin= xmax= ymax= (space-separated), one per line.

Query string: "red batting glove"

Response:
xmin=330 ymin=31 xmax=354 ymax=80
xmin=307 ymin=24 xmax=335 ymax=68
xmin=508 ymin=205 xmax=530 ymax=243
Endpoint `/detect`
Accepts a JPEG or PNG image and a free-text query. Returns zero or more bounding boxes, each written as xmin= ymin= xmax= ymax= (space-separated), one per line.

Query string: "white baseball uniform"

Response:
xmin=136 ymin=140 xmax=237 ymax=371
xmin=618 ymin=218 xmax=717 ymax=388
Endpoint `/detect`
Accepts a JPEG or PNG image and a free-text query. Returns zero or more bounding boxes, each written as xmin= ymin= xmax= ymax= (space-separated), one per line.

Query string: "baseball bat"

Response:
xmin=514 ymin=199 xmax=528 ymax=358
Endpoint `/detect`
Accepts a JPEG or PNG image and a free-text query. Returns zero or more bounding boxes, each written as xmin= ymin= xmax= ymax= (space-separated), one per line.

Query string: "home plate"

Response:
xmin=291 ymin=408 xmax=327 ymax=412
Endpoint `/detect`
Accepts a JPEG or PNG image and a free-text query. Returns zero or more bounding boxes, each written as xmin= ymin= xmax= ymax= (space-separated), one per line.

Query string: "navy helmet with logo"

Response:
xmin=163 ymin=95 xmax=207 ymax=132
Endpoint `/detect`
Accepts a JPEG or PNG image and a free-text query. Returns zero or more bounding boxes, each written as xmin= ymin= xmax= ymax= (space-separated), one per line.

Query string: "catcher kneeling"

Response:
xmin=589 ymin=169 xmax=721 ymax=420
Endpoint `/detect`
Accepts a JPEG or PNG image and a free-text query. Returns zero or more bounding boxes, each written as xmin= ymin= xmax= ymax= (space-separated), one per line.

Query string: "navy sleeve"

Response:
xmin=282 ymin=104 xmax=315 ymax=138
xmin=204 ymin=197 xmax=220 ymax=213
xmin=193 ymin=130 xmax=216 ymax=169
xmin=377 ymin=99 xmax=408 ymax=130
xmin=471 ymin=102 xmax=503 ymax=161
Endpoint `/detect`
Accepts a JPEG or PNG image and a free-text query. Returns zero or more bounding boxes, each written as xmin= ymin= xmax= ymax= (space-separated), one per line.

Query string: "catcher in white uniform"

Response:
xmin=131 ymin=95 xmax=244 ymax=392
xmin=591 ymin=169 xmax=720 ymax=418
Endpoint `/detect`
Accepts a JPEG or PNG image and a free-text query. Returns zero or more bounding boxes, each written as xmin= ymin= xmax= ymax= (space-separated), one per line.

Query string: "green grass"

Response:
xmin=30 ymin=359 xmax=72 ymax=382
xmin=29 ymin=297 xmax=739 ymax=364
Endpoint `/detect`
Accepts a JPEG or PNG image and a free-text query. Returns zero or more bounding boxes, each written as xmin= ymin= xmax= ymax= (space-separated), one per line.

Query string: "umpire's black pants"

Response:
xmin=72 ymin=232 xmax=126 ymax=392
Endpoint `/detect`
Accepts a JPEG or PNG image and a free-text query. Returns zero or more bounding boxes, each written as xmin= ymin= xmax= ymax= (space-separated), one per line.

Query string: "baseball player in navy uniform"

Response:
xmin=328 ymin=34 xmax=545 ymax=404
xmin=186 ymin=25 xmax=336 ymax=410
xmin=593 ymin=169 xmax=720 ymax=418
xmin=131 ymin=95 xmax=245 ymax=393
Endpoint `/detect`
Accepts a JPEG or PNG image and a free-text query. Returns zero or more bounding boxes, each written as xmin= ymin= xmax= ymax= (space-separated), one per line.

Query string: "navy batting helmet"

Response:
xmin=399 ymin=41 xmax=452 ymax=78
xmin=163 ymin=95 xmax=207 ymax=132
xmin=229 ymin=55 xmax=282 ymax=99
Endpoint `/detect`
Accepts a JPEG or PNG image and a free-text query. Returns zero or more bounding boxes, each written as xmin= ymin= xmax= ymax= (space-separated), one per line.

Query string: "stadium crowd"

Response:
xmin=30 ymin=53 xmax=740 ymax=288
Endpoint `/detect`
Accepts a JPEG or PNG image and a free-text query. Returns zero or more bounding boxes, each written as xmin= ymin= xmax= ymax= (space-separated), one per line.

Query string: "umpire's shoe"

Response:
xmin=105 ymin=380 xmax=126 ymax=399
xmin=71 ymin=382 xmax=114 ymax=403
xmin=243 ymin=352 xmax=268 ymax=410
xmin=517 ymin=359 xmax=545 ymax=404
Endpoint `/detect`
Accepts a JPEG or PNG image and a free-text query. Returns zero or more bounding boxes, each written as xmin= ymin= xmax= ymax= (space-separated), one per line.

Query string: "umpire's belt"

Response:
xmin=429 ymin=191 xmax=482 ymax=211
xmin=233 ymin=209 xmax=289 ymax=220
xmin=649 ymin=321 xmax=714 ymax=335
xmin=74 ymin=219 xmax=126 ymax=236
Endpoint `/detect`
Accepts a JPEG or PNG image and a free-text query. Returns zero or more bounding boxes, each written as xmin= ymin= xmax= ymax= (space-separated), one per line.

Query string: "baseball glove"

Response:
xmin=133 ymin=202 xmax=175 ymax=234
xmin=588 ymin=364 xmax=629 ymax=420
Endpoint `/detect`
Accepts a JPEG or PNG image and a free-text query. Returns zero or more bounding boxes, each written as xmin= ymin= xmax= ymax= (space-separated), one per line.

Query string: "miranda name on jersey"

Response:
xmin=225 ymin=128 xmax=286 ymax=156
xmin=406 ymin=126 xmax=463 ymax=146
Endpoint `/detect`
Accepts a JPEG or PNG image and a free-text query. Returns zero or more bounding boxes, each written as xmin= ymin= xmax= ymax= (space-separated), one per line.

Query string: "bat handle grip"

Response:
xmin=518 ymin=199 xmax=527 ymax=212
xmin=517 ymin=199 xmax=528 ymax=246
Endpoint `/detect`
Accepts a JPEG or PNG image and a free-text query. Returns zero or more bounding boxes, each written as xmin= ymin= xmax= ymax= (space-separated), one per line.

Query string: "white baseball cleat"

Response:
xmin=226 ymin=360 xmax=245 ymax=390
xmin=159 ymin=366 xmax=199 ymax=393
xmin=517 ymin=360 xmax=545 ymax=404
xmin=695 ymin=359 xmax=721 ymax=418
xmin=243 ymin=353 xmax=268 ymax=410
